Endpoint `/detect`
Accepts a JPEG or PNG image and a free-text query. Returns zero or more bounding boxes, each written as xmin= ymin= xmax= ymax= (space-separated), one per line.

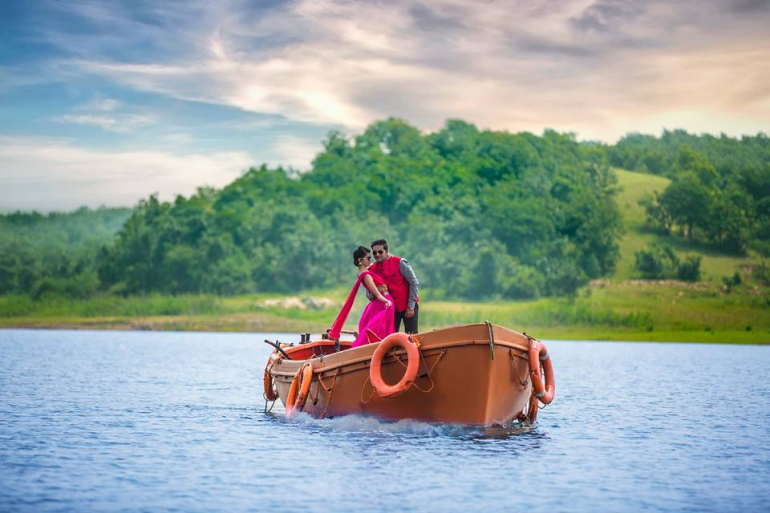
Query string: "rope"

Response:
xmin=391 ymin=338 xmax=445 ymax=394
xmin=317 ymin=368 xmax=341 ymax=419
xmin=359 ymin=374 xmax=376 ymax=405
xmin=411 ymin=348 xmax=446 ymax=393
xmin=486 ymin=321 xmax=495 ymax=360
xmin=510 ymin=349 xmax=528 ymax=386
xmin=393 ymin=348 xmax=409 ymax=368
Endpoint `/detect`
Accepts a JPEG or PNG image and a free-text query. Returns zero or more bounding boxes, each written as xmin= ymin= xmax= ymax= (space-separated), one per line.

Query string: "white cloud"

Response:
xmin=52 ymin=113 xmax=157 ymax=131
xmin=48 ymin=0 xmax=769 ymax=142
xmin=0 ymin=136 xmax=252 ymax=212
xmin=52 ymin=96 xmax=158 ymax=132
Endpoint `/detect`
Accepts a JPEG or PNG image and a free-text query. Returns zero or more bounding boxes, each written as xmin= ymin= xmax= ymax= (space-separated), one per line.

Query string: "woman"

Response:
xmin=350 ymin=246 xmax=395 ymax=348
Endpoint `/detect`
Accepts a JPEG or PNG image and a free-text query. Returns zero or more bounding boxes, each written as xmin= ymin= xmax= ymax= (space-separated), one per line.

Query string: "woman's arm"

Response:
xmin=363 ymin=274 xmax=390 ymax=305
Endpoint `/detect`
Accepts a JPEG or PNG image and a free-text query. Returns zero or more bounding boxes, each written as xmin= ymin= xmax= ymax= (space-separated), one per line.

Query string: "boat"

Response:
xmin=263 ymin=322 xmax=555 ymax=426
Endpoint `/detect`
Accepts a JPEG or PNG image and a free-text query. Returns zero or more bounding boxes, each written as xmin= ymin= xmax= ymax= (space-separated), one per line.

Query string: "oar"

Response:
xmin=264 ymin=339 xmax=291 ymax=359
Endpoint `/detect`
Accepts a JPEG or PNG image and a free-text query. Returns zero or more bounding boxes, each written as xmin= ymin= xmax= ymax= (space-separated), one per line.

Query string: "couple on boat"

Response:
xmin=329 ymin=239 xmax=419 ymax=349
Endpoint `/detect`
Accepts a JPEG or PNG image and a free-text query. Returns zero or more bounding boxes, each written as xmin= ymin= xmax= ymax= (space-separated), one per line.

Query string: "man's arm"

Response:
xmin=400 ymin=258 xmax=419 ymax=309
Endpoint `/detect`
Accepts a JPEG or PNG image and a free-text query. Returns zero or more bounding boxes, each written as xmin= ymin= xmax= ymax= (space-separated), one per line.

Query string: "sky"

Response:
xmin=1 ymin=0 xmax=769 ymax=212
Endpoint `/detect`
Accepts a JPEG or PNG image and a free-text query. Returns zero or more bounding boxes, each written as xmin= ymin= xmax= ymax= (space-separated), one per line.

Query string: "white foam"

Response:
xmin=281 ymin=412 xmax=529 ymax=437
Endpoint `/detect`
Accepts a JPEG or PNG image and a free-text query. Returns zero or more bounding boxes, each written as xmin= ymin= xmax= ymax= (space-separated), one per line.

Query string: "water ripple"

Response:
xmin=1 ymin=330 xmax=768 ymax=512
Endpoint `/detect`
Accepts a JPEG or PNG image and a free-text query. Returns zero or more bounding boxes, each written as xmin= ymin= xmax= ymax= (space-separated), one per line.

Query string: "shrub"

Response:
xmin=635 ymin=245 xmax=701 ymax=282
xmin=676 ymin=255 xmax=702 ymax=282
xmin=722 ymin=271 xmax=742 ymax=293
xmin=634 ymin=244 xmax=679 ymax=279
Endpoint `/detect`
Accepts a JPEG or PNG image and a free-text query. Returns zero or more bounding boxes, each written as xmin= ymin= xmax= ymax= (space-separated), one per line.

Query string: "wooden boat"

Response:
xmin=263 ymin=323 xmax=555 ymax=426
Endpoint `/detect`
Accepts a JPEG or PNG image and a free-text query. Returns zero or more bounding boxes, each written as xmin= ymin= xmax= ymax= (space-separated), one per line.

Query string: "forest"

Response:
xmin=1 ymin=120 xmax=768 ymax=301
xmin=608 ymin=130 xmax=770 ymax=255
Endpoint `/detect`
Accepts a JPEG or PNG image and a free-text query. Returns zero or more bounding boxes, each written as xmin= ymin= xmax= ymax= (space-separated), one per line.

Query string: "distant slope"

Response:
xmin=0 ymin=207 xmax=131 ymax=253
xmin=612 ymin=168 xmax=752 ymax=283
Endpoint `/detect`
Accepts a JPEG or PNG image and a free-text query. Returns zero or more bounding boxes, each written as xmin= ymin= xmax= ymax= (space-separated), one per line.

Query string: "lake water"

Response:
xmin=0 ymin=329 xmax=768 ymax=512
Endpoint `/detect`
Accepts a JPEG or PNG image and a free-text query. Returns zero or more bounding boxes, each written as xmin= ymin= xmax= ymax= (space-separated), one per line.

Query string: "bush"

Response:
xmin=635 ymin=245 xmax=701 ymax=282
xmin=722 ymin=271 xmax=742 ymax=293
xmin=500 ymin=264 xmax=545 ymax=299
xmin=634 ymin=244 xmax=679 ymax=279
xmin=676 ymin=255 xmax=702 ymax=282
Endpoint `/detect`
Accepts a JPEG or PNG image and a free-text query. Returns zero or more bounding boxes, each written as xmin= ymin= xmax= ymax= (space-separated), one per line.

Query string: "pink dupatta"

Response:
xmin=327 ymin=272 xmax=367 ymax=341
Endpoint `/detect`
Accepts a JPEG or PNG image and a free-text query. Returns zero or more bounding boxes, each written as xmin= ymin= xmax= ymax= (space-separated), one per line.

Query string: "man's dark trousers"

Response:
xmin=394 ymin=304 xmax=419 ymax=334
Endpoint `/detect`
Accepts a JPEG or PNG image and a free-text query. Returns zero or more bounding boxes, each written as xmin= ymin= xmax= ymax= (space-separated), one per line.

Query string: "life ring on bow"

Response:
xmin=370 ymin=333 xmax=420 ymax=399
xmin=528 ymin=339 xmax=555 ymax=405
xmin=263 ymin=357 xmax=279 ymax=401
xmin=286 ymin=362 xmax=314 ymax=417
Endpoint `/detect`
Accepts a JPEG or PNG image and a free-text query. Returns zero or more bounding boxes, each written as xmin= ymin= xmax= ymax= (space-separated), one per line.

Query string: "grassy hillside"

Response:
xmin=0 ymin=167 xmax=767 ymax=343
xmin=612 ymin=168 xmax=753 ymax=283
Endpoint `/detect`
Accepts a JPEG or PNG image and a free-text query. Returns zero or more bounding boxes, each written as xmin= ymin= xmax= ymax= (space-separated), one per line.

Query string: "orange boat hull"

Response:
xmin=267 ymin=323 xmax=536 ymax=426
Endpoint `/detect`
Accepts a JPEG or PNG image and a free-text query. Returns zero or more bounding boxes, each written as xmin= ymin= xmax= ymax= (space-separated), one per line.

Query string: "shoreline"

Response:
xmin=1 ymin=315 xmax=767 ymax=344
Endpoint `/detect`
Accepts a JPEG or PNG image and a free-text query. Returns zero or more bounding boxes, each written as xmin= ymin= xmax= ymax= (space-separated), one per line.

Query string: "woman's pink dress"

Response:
xmin=351 ymin=271 xmax=395 ymax=348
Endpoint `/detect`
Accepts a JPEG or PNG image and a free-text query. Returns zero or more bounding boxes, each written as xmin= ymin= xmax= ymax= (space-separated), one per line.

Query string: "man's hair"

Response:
xmin=371 ymin=239 xmax=388 ymax=250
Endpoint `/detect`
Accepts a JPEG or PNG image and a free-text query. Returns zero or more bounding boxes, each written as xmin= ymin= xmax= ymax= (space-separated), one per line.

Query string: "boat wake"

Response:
xmin=277 ymin=411 xmax=533 ymax=438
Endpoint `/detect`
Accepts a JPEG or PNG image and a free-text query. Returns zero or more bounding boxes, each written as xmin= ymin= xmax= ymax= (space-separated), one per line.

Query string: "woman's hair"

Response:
xmin=353 ymin=246 xmax=370 ymax=267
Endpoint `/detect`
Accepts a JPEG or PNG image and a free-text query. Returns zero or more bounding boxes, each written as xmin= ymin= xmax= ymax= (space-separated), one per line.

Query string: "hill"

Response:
xmin=612 ymin=168 xmax=753 ymax=283
xmin=0 ymin=207 xmax=131 ymax=296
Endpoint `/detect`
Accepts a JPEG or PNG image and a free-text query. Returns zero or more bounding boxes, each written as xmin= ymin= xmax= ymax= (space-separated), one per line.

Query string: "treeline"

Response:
xmin=96 ymin=119 xmax=622 ymax=299
xmin=604 ymin=130 xmax=770 ymax=254
xmin=0 ymin=207 xmax=131 ymax=297
xmin=3 ymin=121 xmax=768 ymax=301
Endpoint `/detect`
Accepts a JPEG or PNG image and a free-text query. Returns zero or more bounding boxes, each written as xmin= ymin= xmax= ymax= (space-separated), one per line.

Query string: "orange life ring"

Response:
xmin=263 ymin=358 xmax=279 ymax=401
xmin=286 ymin=362 xmax=313 ymax=417
xmin=528 ymin=340 xmax=555 ymax=405
xmin=370 ymin=333 xmax=419 ymax=398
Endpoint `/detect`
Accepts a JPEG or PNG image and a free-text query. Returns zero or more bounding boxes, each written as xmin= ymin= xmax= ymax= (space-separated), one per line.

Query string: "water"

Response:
xmin=1 ymin=330 xmax=768 ymax=512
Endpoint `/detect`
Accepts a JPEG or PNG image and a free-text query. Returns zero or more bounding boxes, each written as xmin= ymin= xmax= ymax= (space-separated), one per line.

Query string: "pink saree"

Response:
xmin=328 ymin=271 xmax=395 ymax=349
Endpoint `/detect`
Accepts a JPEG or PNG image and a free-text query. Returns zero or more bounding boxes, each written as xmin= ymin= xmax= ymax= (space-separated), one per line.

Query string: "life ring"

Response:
xmin=370 ymin=333 xmax=420 ymax=398
xmin=528 ymin=340 xmax=555 ymax=405
xmin=286 ymin=362 xmax=313 ymax=417
xmin=263 ymin=356 xmax=279 ymax=401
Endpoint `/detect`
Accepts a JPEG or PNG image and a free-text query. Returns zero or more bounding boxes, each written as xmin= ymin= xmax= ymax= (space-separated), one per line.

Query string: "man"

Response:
xmin=368 ymin=239 xmax=419 ymax=334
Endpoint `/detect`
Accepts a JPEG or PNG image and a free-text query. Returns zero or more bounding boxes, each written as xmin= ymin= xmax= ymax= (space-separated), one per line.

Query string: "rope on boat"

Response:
xmin=410 ymin=348 xmax=446 ymax=394
xmin=510 ymin=349 xmax=528 ymax=387
xmin=359 ymin=374 xmax=376 ymax=405
xmin=362 ymin=334 xmax=445 ymax=402
xmin=317 ymin=368 xmax=341 ymax=419
xmin=391 ymin=342 xmax=447 ymax=394
xmin=486 ymin=321 xmax=495 ymax=360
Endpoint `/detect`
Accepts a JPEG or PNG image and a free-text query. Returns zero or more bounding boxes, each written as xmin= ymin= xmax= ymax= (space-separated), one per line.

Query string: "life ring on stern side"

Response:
xmin=286 ymin=362 xmax=314 ymax=417
xmin=263 ymin=356 xmax=278 ymax=401
xmin=528 ymin=339 xmax=555 ymax=405
xmin=370 ymin=333 xmax=420 ymax=399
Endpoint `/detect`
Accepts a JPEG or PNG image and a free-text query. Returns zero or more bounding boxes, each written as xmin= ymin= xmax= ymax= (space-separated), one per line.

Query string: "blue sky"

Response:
xmin=1 ymin=0 xmax=769 ymax=212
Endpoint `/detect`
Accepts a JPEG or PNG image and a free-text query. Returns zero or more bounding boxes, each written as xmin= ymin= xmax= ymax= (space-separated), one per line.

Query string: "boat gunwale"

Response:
xmin=269 ymin=338 xmax=531 ymax=379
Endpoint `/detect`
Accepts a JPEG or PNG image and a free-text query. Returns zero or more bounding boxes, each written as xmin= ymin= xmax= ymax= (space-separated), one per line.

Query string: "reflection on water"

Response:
xmin=1 ymin=329 xmax=768 ymax=512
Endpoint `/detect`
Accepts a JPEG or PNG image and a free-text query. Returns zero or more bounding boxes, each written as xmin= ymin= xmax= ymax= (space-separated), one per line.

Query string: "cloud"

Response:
xmin=37 ymin=0 xmax=766 ymax=142
xmin=0 ymin=136 xmax=252 ymax=212
xmin=53 ymin=113 xmax=157 ymax=131
xmin=51 ymin=96 xmax=158 ymax=132
xmin=2 ymin=0 xmax=767 ymax=154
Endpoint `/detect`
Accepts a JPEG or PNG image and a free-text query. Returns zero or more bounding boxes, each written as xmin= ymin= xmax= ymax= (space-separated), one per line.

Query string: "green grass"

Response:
xmin=1 ymin=168 xmax=767 ymax=344
xmin=1 ymin=281 xmax=767 ymax=343
xmin=613 ymin=168 xmax=754 ymax=283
